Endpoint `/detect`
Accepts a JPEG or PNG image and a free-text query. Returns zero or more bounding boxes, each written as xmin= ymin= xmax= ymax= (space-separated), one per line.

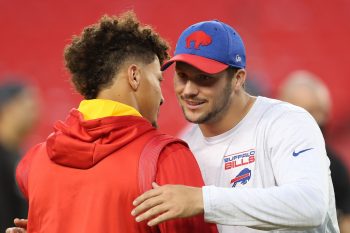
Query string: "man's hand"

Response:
xmin=131 ymin=182 xmax=204 ymax=226
xmin=5 ymin=218 xmax=27 ymax=233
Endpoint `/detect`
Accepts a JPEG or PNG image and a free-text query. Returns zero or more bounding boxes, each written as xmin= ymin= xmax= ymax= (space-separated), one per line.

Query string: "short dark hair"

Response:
xmin=226 ymin=67 xmax=239 ymax=78
xmin=64 ymin=11 xmax=169 ymax=99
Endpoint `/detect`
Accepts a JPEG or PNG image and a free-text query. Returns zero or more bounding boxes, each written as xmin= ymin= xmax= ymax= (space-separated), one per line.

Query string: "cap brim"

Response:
xmin=161 ymin=54 xmax=229 ymax=74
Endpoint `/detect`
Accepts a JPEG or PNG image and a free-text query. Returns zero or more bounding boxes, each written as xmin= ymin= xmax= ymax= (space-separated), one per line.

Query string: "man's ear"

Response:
xmin=233 ymin=69 xmax=247 ymax=91
xmin=128 ymin=64 xmax=141 ymax=91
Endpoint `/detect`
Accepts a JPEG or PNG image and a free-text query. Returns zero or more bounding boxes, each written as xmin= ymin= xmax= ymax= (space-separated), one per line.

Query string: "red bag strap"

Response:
xmin=138 ymin=133 xmax=186 ymax=193
xmin=138 ymin=133 xmax=187 ymax=233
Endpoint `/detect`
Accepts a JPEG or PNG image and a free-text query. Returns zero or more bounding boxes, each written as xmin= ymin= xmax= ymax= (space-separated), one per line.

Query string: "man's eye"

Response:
xmin=199 ymin=75 xmax=211 ymax=81
xmin=177 ymin=73 xmax=185 ymax=79
xmin=176 ymin=73 xmax=187 ymax=82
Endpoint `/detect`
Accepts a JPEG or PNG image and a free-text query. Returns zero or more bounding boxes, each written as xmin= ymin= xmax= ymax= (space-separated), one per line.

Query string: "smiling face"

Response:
xmin=174 ymin=62 xmax=234 ymax=124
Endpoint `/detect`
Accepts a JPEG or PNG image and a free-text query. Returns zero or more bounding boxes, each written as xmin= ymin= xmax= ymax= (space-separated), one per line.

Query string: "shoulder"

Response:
xmin=257 ymin=97 xmax=316 ymax=126
xmin=17 ymin=143 xmax=44 ymax=172
xmin=179 ymin=124 xmax=201 ymax=144
xmin=157 ymin=141 xmax=204 ymax=186
xmin=156 ymin=133 xmax=198 ymax=166
xmin=160 ymin=140 xmax=192 ymax=159
xmin=141 ymin=131 xmax=193 ymax=162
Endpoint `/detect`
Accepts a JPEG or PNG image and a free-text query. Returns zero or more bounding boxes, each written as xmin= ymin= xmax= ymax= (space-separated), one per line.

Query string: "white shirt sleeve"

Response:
xmin=202 ymin=110 xmax=330 ymax=230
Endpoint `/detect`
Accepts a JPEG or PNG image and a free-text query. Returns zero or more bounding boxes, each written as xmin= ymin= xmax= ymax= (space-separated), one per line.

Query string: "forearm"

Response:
xmin=203 ymin=184 xmax=327 ymax=230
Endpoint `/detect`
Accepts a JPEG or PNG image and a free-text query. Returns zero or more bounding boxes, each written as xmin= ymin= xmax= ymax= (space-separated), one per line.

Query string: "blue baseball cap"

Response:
xmin=161 ymin=20 xmax=246 ymax=74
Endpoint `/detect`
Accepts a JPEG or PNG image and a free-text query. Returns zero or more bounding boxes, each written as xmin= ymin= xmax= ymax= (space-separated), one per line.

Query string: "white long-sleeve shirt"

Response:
xmin=182 ymin=96 xmax=339 ymax=233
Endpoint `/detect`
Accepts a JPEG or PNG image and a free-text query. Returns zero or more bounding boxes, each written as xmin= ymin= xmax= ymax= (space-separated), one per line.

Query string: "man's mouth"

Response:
xmin=182 ymin=98 xmax=206 ymax=110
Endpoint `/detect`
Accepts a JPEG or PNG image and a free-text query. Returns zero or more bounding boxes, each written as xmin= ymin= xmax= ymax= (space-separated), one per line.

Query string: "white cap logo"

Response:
xmin=235 ymin=54 xmax=242 ymax=63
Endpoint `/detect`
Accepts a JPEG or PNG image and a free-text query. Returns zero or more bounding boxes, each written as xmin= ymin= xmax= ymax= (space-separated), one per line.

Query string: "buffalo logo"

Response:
xmin=230 ymin=168 xmax=251 ymax=187
xmin=186 ymin=31 xmax=212 ymax=49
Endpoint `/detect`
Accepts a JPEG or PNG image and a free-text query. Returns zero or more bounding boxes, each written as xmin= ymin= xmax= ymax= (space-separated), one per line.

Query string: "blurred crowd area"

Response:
xmin=0 ymin=80 xmax=39 ymax=232
xmin=1 ymin=0 xmax=350 ymax=232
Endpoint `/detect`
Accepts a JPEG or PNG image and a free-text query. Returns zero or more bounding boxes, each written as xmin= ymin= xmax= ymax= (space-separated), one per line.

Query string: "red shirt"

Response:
xmin=17 ymin=109 xmax=217 ymax=233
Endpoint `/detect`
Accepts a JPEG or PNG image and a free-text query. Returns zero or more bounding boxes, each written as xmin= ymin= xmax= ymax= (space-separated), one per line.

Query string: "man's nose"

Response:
xmin=183 ymin=80 xmax=199 ymax=97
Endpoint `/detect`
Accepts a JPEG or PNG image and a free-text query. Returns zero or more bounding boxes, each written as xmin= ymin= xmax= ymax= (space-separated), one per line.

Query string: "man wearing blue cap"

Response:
xmin=132 ymin=20 xmax=340 ymax=233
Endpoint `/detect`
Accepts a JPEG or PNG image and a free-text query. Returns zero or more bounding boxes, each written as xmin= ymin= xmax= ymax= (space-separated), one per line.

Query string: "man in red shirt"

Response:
xmin=8 ymin=11 xmax=217 ymax=233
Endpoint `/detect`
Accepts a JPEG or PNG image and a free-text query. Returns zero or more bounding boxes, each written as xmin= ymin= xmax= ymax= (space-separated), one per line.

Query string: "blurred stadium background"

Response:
xmin=1 ymin=0 xmax=349 ymax=169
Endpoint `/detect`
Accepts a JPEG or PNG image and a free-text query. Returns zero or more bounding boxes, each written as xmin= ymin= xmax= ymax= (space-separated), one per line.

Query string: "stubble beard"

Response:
xmin=181 ymin=84 xmax=233 ymax=124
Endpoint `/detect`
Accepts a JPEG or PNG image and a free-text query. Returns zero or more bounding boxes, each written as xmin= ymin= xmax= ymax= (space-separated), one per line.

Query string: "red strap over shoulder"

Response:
xmin=138 ymin=134 xmax=187 ymax=233
xmin=138 ymin=134 xmax=187 ymax=194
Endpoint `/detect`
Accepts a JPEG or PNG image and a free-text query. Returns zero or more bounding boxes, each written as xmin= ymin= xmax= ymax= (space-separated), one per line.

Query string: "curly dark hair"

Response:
xmin=64 ymin=11 xmax=169 ymax=99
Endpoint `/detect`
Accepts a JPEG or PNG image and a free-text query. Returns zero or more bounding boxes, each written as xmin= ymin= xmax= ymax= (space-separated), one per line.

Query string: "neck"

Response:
xmin=199 ymin=92 xmax=256 ymax=137
xmin=96 ymin=77 xmax=139 ymax=112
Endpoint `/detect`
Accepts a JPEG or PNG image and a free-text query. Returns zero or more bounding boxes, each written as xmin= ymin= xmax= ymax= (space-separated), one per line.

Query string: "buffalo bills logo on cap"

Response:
xmin=186 ymin=30 xmax=212 ymax=50
xmin=230 ymin=168 xmax=251 ymax=187
xmin=161 ymin=20 xmax=246 ymax=73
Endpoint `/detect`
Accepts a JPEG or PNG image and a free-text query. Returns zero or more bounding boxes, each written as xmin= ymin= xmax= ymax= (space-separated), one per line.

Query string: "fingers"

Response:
xmin=132 ymin=192 xmax=163 ymax=217
xmin=151 ymin=182 xmax=160 ymax=189
xmin=132 ymin=184 xmax=162 ymax=208
xmin=132 ymin=189 xmax=160 ymax=206
xmin=147 ymin=211 xmax=176 ymax=227
xmin=14 ymin=218 xmax=28 ymax=229
xmin=6 ymin=227 xmax=26 ymax=233
xmin=135 ymin=202 xmax=169 ymax=224
xmin=6 ymin=218 xmax=27 ymax=233
xmin=133 ymin=185 xmax=161 ymax=207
